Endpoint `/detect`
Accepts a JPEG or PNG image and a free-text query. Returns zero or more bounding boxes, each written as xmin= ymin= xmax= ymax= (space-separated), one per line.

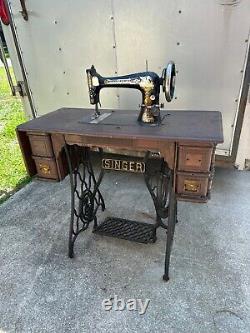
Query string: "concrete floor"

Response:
xmin=0 ymin=167 xmax=249 ymax=333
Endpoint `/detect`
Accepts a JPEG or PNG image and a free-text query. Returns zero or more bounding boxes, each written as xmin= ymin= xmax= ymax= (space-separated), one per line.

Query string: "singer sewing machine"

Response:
xmin=86 ymin=62 xmax=176 ymax=124
xmin=16 ymin=60 xmax=223 ymax=281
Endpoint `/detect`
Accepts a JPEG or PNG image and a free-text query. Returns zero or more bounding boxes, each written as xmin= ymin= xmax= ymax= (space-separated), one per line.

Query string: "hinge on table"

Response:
xmin=15 ymin=81 xmax=27 ymax=96
xmin=19 ymin=0 xmax=28 ymax=21
xmin=0 ymin=35 xmax=27 ymax=97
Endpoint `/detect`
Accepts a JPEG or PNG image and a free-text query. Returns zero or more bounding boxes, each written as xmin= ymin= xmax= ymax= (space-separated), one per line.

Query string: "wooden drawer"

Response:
xmin=176 ymin=172 xmax=209 ymax=198
xmin=178 ymin=146 xmax=212 ymax=172
xmin=32 ymin=156 xmax=58 ymax=180
xmin=28 ymin=133 xmax=54 ymax=157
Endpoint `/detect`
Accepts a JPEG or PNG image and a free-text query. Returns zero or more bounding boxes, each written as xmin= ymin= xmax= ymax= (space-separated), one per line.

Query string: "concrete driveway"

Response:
xmin=0 ymin=167 xmax=249 ymax=332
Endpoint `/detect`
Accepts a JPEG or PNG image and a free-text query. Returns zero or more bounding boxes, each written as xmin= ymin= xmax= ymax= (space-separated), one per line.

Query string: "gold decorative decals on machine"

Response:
xmin=86 ymin=61 xmax=176 ymax=124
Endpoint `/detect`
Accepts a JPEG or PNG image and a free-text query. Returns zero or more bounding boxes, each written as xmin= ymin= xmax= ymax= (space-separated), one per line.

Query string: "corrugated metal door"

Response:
xmin=2 ymin=0 xmax=250 ymax=155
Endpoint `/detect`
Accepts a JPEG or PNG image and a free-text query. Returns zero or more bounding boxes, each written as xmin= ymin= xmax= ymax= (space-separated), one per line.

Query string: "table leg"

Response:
xmin=163 ymin=188 xmax=177 ymax=281
xmin=64 ymin=145 xmax=105 ymax=258
xmin=143 ymin=152 xmax=178 ymax=280
xmin=144 ymin=152 xmax=171 ymax=230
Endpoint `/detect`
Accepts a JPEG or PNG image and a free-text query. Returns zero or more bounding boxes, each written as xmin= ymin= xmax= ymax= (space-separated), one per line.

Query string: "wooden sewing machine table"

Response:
xmin=16 ymin=108 xmax=223 ymax=281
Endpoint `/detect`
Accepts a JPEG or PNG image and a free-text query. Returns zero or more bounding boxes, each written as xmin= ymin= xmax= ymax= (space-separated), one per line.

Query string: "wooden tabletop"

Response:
xmin=17 ymin=108 xmax=223 ymax=143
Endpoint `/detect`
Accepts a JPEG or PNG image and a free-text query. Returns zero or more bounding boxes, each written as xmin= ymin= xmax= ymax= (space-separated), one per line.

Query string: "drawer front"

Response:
xmin=65 ymin=134 xmax=134 ymax=149
xmin=176 ymin=172 xmax=209 ymax=197
xmin=32 ymin=156 xmax=58 ymax=180
xmin=178 ymin=146 xmax=212 ymax=172
xmin=28 ymin=134 xmax=54 ymax=157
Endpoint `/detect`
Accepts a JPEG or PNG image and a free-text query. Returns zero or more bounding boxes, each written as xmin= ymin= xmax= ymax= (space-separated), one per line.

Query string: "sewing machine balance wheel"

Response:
xmin=162 ymin=61 xmax=176 ymax=102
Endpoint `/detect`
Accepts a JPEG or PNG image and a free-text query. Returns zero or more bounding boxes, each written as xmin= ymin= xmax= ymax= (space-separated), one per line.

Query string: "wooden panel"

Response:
xmin=50 ymin=133 xmax=68 ymax=180
xmin=16 ymin=129 xmax=37 ymax=177
xmin=178 ymin=146 xmax=213 ymax=172
xmin=65 ymin=134 xmax=175 ymax=169
xmin=16 ymin=108 xmax=223 ymax=204
xmin=65 ymin=133 xmax=134 ymax=149
xmin=32 ymin=156 xmax=58 ymax=180
xmin=28 ymin=133 xmax=53 ymax=157
xmin=176 ymin=172 xmax=209 ymax=198
xmin=17 ymin=109 xmax=224 ymax=144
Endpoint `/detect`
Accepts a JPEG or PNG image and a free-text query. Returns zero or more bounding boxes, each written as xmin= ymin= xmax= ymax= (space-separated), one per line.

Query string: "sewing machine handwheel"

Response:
xmin=162 ymin=62 xmax=176 ymax=102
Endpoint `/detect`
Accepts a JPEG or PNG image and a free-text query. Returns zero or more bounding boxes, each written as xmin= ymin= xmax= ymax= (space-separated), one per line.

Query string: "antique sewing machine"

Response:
xmin=16 ymin=60 xmax=223 ymax=281
xmin=86 ymin=62 xmax=176 ymax=124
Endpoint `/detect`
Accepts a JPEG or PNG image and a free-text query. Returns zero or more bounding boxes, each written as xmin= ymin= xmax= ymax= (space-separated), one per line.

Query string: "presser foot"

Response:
xmin=91 ymin=112 xmax=100 ymax=120
xmin=91 ymin=103 xmax=101 ymax=120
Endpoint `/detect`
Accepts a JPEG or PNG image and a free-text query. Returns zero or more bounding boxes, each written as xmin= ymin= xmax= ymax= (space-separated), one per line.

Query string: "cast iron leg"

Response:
xmin=144 ymin=152 xmax=171 ymax=230
xmin=143 ymin=151 xmax=178 ymax=280
xmin=163 ymin=188 xmax=177 ymax=281
xmin=64 ymin=144 xmax=105 ymax=258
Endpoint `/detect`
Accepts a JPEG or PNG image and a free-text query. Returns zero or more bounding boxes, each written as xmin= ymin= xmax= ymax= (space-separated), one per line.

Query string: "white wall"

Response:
xmin=2 ymin=0 xmax=250 ymax=156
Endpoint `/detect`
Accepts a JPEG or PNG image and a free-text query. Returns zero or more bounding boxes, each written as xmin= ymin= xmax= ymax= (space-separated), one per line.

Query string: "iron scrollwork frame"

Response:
xmin=144 ymin=151 xmax=173 ymax=229
xmin=144 ymin=152 xmax=177 ymax=280
xmin=64 ymin=144 xmax=105 ymax=258
xmin=64 ymin=144 xmax=177 ymax=281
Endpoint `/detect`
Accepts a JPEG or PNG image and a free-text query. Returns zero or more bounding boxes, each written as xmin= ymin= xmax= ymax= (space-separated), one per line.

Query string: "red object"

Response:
xmin=0 ymin=0 xmax=9 ymax=25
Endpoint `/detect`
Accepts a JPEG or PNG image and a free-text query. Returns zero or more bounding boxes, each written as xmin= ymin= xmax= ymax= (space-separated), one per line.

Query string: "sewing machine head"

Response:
xmin=86 ymin=62 xmax=175 ymax=124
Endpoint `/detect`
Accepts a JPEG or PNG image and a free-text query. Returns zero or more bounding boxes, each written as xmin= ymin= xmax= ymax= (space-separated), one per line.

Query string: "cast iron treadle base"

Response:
xmin=93 ymin=217 xmax=157 ymax=244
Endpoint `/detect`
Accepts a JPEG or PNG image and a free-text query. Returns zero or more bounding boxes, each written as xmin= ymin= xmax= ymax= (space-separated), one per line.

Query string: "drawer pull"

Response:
xmin=38 ymin=163 xmax=51 ymax=174
xmin=184 ymin=180 xmax=200 ymax=192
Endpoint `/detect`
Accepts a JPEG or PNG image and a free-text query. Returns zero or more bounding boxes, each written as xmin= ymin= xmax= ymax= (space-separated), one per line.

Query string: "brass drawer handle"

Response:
xmin=38 ymin=163 xmax=51 ymax=174
xmin=184 ymin=180 xmax=200 ymax=192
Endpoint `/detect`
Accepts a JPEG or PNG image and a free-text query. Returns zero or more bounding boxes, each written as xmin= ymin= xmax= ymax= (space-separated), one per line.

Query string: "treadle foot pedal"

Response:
xmin=93 ymin=217 xmax=157 ymax=244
